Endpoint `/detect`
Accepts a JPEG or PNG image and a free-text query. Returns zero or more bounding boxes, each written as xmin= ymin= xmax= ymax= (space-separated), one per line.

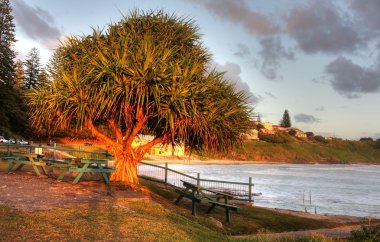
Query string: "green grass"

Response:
xmin=229 ymin=140 xmax=380 ymax=164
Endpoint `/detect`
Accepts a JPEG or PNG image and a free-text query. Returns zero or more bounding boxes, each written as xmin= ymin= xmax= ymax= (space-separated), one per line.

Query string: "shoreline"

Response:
xmin=142 ymin=156 xmax=380 ymax=165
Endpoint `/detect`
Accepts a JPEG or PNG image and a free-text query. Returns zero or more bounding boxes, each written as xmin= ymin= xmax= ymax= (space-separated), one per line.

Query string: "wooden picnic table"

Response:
xmin=55 ymin=158 xmax=114 ymax=184
xmin=174 ymin=180 xmax=239 ymax=223
xmin=2 ymin=154 xmax=50 ymax=176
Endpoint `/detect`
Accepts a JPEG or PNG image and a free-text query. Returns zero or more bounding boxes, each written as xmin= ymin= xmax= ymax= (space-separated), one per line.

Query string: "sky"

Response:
xmin=9 ymin=0 xmax=380 ymax=140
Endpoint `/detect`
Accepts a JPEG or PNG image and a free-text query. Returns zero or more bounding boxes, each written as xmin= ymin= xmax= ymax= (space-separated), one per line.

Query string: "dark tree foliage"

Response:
xmin=24 ymin=47 xmax=41 ymax=89
xmin=0 ymin=0 xmax=28 ymax=136
xmin=0 ymin=84 xmax=28 ymax=135
xmin=288 ymin=129 xmax=296 ymax=136
xmin=359 ymin=137 xmax=373 ymax=142
xmin=37 ymin=68 xmax=51 ymax=88
xmin=280 ymin=109 xmax=291 ymax=128
xmin=0 ymin=0 xmax=16 ymax=85
xmin=14 ymin=59 xmax=24 ymax=90
xmin=306 ymin=131 xmax=314 ymax=138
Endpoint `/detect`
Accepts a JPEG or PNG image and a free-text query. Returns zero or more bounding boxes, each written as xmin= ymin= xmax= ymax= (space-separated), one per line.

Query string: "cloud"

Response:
xmin=187 ymin=0 xmax=278 ymax=35
xmin=294 ymin=113 xmax=320 ymax=123
xmin=12 ymin=0 xmax=61 ymax=48
xmin=233 ymin=43 xmax=251 ymax=58
xmin=325 ymin=56 xmax=380 ymax=98
xmin=285 ymin=1 xmax=362 ymax=54
xmin=315 ymin=106 xmax=325 ymax=111
xmin=258 ymin=37 xmax=294 ymax=80
xmin=349 ymin=0 xmax=380 ymax=37
xmin=213 ymin=61 xmax=261 ymax=104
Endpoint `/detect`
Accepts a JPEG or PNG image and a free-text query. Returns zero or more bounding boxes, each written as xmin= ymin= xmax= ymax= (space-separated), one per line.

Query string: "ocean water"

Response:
xmin=159 ymin=163 xmax=380 ymax=218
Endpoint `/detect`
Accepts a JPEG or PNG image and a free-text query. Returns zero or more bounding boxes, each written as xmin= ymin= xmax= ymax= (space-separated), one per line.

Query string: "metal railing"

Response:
xmin=0 ymin=143 xmax=254 ymax=202
xmin=138 ymin=162 xmax=255 ymax=202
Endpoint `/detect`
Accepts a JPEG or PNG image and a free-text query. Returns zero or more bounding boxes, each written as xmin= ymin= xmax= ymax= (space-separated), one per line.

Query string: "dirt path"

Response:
xmin=0 ymin=171 xmax=148 ymax=210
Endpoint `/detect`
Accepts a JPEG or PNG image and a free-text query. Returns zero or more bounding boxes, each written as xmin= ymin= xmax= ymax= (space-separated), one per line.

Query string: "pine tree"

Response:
xmin=14 ymin=59 xmax=24 ymax=90
xmin=280 ymin=109 xmax=291 ymax=127
xmin=24 ymin=47 xmax=41 ymax=89
xmin=37 ymin=68 xmax=51 ymax=88
xmin=0 ymin=0 xmax=16 ymax=85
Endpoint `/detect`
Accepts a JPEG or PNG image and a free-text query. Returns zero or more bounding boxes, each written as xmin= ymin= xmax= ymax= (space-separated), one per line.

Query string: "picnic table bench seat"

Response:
xmin=174 ymin=180 xmax=240 ymax=223
xmin=54 ymin=158 xmax=115 ymax=184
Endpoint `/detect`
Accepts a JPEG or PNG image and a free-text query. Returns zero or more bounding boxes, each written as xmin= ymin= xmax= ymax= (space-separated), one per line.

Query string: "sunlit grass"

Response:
xmin=0 ymin=201 xmax=227 ymax=241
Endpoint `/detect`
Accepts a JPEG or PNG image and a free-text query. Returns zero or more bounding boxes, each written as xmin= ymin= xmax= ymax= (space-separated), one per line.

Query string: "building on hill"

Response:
xmin=262 ymin=122 xmax=274 ymax=131
xmin=272 ymin=125 xmax=290 ymax=132
xmin=132 ymin=134 xmax=185 ymax=156
xmin=244 ymin=129 xmax=259 ymax=141
xmin=294 ymin=129 xmax=307 ymax=138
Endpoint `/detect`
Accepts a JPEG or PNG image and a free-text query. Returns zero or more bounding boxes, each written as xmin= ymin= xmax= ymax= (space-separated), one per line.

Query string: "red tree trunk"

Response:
xmin=110 ymin=149 xmax=141 ymax=184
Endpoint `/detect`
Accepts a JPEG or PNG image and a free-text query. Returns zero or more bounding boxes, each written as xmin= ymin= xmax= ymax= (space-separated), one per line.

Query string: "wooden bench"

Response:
xmin=174 ymin=180 xmax=240 ymax=223
xmin=55 ymin=158 xmax=115 ymax=184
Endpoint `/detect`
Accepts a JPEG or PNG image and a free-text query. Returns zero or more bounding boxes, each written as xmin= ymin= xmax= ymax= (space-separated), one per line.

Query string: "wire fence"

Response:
xmin=138 ymin=162 xmax=255 ymax=202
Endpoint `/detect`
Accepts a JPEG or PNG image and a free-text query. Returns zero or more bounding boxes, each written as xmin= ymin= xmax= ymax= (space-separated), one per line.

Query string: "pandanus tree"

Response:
xmin=28 ymin=10 xmax=252 ymax=185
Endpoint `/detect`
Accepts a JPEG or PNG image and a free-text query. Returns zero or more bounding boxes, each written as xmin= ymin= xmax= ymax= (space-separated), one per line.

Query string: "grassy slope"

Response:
xmin=142 ymin=181 xmax=342 ymax=235
xmin=230 ymin=140 xmax=380 ymax=164
xmin=0 ymin=202 xmax=226 ymax=241
xmin=0 ymin=179 xmax=349 ymax=241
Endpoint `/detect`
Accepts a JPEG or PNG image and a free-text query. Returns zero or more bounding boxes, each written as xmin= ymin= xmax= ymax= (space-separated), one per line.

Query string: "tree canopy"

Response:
xmin=28 ymin=10 xmax=252 ymax=184
xmin=280 ymin=109 xmax=291 ymax=128
xmin=0 ymin=0 xmax=16 ymax=85
xmin=0 ymin=0 xmax=28 ymax=136
xmin=24 ymin=47 xmax=41 ymax=89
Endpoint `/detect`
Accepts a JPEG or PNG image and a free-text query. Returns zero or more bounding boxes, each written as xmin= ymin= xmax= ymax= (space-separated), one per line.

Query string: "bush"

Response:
xmin=288 ymin=129 xmax=297 ymax=136
xmin=259 ymin=132 xmax=294 ymax=143
xmin=373 ymin=140 xmax=380 ymax=149
xmin=360 ymin=137 xmax=374 ymax=142
xmin=306 ymin=132 xmax=314 ymax=138
xmin=350 ymin=225 xmax=380 ymax=241
xmin=314 ymin=135 xmax=328 ymax=143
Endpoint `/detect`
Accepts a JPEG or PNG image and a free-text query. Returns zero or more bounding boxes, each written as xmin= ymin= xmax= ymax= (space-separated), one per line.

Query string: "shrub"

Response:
xmin=259 ymin=132 xmax=293 ymax=143
xmin=314 ymin=135 xmax=328 ymax=143
xmin=288 ymin=129 xmax=297 ymax=136
xmin=360 ymin=137 xmax=374 ymax=142
xmin=350 ymin=225 xmax=380 ymax=241
xmin=306 ymin=132 xmax=314 ymax=138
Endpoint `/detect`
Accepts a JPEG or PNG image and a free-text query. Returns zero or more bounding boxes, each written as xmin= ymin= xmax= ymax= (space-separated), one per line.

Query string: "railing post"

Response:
xmin=7 ymin=143 xmax=10 ymax=156
xmin=248 ymin=177 xmax=253 ymax=203
xmin=164 ymin=162 xmax=168 ymax=185
xmin=29 ymin=141 xmax=33 ymax=154
xmin=53 ymin=143 xmax=56 ymax=161
xmin=197 ymin=173 xmax=200 ymax=192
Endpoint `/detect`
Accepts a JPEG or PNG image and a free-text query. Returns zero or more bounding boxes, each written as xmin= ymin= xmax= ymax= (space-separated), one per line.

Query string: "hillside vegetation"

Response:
xmin=224 ymin=138 xmax=380 ymax=164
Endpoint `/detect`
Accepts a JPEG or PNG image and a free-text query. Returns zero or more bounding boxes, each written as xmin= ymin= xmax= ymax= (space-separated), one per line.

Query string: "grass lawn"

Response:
xmin=0 ymin=202 xmax=227 ymax=241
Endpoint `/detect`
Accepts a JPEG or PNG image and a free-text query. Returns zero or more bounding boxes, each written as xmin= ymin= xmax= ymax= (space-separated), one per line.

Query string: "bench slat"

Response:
xmin=207 ymin=200 xmax=239 ymax=211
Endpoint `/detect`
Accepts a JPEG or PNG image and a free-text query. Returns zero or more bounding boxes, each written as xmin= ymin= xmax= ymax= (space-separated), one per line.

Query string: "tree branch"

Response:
xmin=124 ymin=106 xmax=148 ymax=147
xmin=138 ymin=135 xmax=170 ymax=153
xmin=86 ymin=119 xmax=117 ymax=147
xmin=109 ymin=119 xmax=123 ymax=144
